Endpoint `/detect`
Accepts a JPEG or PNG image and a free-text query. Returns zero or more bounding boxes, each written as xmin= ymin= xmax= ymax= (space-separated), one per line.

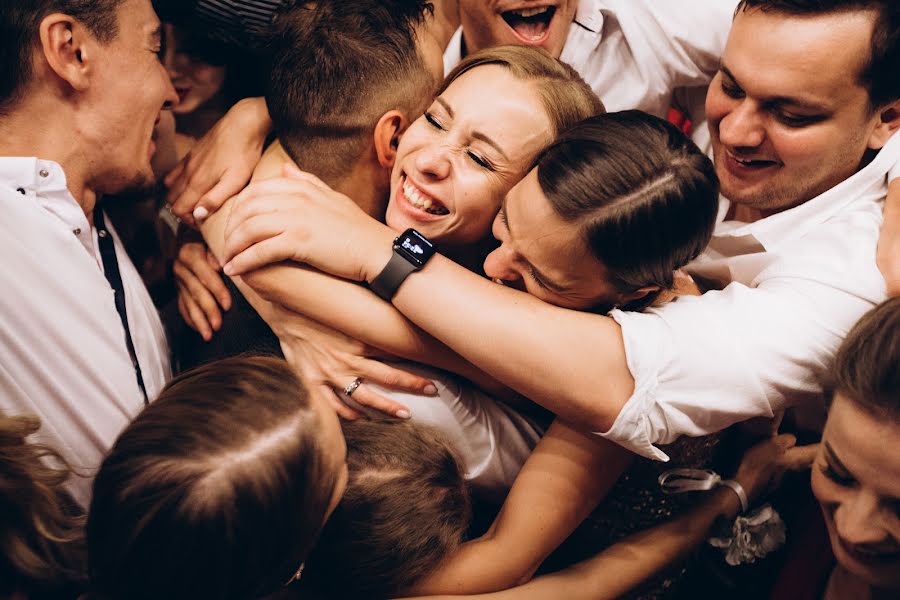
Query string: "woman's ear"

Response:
xmin=373 ymin=110 xmax=410 ymax=169
xmin=867 ymin=99 xmax=900 ymax=150
xmin=39 ymin=14 xmax=94 ymax=92
xmin=616 ymin=285 xmax=661 ymax=308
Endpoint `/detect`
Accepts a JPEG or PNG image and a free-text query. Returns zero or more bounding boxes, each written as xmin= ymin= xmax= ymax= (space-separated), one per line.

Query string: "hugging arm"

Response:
xmin=200 ymin=181 xmax=509 ymax=400
xmin=413 ymin=420 xmax=633 ymax=595
xmin=400 ymin=434 xmax=818 ymax=600
xmin=877 ymin=177 xmax=900 ymax=296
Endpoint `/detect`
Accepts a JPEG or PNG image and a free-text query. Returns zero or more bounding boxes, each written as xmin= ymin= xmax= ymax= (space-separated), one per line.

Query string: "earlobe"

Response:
xmin=374 ymin=110 xmax=410 ymax=169
xmin=867 ymin=101 xmax=900 ymax=150
xmin=39 ymin=14 xmax=91 ymax=92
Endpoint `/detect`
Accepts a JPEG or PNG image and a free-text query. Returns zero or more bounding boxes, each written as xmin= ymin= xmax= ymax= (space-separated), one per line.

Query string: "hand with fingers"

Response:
xmin=732 ymin=433 xmax=819 ymax=507
xmin=173 ymin=231 xmax=232 ymax=341
xmin=222 ymin=164 xmax=395 ymax=283
xmin=165 ymin=97 xmax=272 ymax=227
xmin=264 ymin=302 xmax=437 ymax=420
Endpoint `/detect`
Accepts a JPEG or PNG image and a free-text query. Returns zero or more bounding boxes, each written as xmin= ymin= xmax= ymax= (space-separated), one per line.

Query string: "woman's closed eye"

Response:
xmin=424 ymin=112 xmax=445 ymax=131
xmin=820 ymin=461 xmax=856 ymax=487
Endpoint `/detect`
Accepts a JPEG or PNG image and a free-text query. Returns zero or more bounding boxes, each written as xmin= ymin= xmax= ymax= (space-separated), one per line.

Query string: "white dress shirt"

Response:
xmin=368 ymin=363 xmax=544 ymax=502
xmin=443 ymin=0 xmax=736 ymax=118
xmin=604 ymin=136 xmax=900 ymax=460
xmin=0 ymin=158 xmax=171 ymax=505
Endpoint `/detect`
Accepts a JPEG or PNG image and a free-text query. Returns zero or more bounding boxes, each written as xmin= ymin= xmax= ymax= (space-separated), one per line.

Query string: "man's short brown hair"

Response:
xmin=266 ymin=1 xmax=435 ymax=185
xmin=0 ymin=0 xmax=126 ymax=114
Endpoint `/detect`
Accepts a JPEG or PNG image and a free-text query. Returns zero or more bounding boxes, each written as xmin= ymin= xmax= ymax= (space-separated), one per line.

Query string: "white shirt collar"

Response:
xmin=0 ymin=157 xmax=91 ymax=252
xmin=714 ymin=132 xmax=900 ymax=251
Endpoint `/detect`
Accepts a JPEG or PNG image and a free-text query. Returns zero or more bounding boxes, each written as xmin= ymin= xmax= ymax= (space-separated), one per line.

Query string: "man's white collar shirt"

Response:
xmin=604 ymin=135 xmax=900 ymax=460
xmin=443 ymin=0 xmax=736 ymax=119
xmin=0 ymin=158 xmax=171 ymax=505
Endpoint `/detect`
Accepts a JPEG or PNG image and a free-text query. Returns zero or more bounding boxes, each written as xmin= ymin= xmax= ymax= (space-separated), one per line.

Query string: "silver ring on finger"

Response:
xmin=343 ymin=377 xmax=363 ymax=397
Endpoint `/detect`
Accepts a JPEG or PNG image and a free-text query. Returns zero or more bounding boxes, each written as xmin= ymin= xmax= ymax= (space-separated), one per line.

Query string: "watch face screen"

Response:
xmin=396 ymin=229 xmax=435 ymax=267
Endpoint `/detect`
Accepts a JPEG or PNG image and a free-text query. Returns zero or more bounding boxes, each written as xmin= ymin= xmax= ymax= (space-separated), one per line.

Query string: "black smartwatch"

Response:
xmin=369 ymin=229 xmax=436 ymax=300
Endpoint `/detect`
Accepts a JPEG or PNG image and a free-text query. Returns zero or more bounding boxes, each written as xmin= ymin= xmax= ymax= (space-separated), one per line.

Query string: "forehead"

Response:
xmin=825 ymin=395 xmax=900 ymax=498
xmin=441 ymin=65 xmax=553 ymax=159
xmin=724 ymin=8 xmax=874 ymax=105
xmin=116 ymin=0 xmax=160 ymax=35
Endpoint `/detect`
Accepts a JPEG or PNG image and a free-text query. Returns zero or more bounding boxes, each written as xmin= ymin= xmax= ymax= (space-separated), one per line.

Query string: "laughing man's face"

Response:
xmin=458 ymin=1 xmax=578 ymax=59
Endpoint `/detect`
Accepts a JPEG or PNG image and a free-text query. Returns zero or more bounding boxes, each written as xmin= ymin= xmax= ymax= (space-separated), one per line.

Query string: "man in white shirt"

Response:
xmin=218 ymin=0 xmax=900 ymax=460
xmin=446 ymin=0 xmax=736 ymax=118
xmin=0 ymin=0 xmax=177 ymax=504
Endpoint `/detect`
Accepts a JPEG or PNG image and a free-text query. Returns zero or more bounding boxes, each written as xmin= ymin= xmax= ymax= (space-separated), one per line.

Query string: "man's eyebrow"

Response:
xmin=824 ymin=442 xmax=853 ymax=476
xmin=721 ymin=65 xmax=831 ymax=112
xmin=501 ymin=196 xmax=567 ymax=293
xmin=436 ymin=96 xmax=509 ymax=160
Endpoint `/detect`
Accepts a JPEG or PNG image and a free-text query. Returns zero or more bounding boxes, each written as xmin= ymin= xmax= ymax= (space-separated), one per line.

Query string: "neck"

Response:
xmin=0 ymin=98 xmax=97 ymax=216
xmin=255 ymin=140 xmax=388 ymax=219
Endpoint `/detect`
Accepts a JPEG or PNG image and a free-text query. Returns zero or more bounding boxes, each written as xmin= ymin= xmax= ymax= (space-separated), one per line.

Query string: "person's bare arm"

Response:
xmin=877 ymin=178 xmax=900 ymax=296
xmin=400 ymin=434 xmax=819 ymax=600
xmin=200 ymin=178 xmax=509 ymax=399
xmin=413 ymin=421 xmax=633 ymax=595
xmin=166 ymin=97 xmax=271 ymax=226
xmin=220 ymin=173 xmax=634 ymax=433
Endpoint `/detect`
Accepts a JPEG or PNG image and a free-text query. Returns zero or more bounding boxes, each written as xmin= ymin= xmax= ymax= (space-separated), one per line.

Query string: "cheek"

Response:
xmin=705 ymin=86 xmax=732 ymax=128
xmin=811 ymin=469 xmax=840 ymax=522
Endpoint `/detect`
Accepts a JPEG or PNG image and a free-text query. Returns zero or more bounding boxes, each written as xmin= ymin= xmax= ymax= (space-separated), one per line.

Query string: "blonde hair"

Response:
xmin=439 ymin=45 xmax=605 ymax=137
xmin=0 ymin=414 xmax=86 ymax=596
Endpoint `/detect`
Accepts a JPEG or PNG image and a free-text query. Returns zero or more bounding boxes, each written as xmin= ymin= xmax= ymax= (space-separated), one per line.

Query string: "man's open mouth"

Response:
xmin=501 ymin=6 xmax=556 ymax=42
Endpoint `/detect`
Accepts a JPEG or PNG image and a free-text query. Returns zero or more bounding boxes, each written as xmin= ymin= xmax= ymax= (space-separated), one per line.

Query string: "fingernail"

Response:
xmin=396 ymin=409 xmax=411 ymax=419
xmin=424 ymin=384 xmax=438 ymax=395
xmin=223 ymin=262 xmax=234 ymax=275
xmin=193 ymin=206 xmax=209 ymax=221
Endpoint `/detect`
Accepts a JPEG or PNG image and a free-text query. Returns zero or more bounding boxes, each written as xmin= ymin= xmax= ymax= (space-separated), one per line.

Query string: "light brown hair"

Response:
xmin=0 ymin=414 xmax=86 ymax=597
xmin=303 ymin=419 xmax=471 ymax=599
xmin=828 ymin=297 xmax=900 ymax=418
xmin=439 ymin=45 xmax=605 ymax=138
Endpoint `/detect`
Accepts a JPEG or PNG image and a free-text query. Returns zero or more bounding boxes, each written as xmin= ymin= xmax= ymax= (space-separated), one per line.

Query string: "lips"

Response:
xmin=397 ymin=175 xmax=449 ymax=219
xmin=175 ymin=87 xmax=191 ymax=103
xmin=501 ymin=6 xmax=556 ymax=43
xmin=721 ymin=149 xmax=781 ymax=179
xmin=837 ymin=537 xmax=900 ymax=567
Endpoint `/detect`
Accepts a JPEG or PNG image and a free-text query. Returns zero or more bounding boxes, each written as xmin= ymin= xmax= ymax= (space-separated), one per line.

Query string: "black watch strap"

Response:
xmin=370 ymin=251 xmax=420 ymax=300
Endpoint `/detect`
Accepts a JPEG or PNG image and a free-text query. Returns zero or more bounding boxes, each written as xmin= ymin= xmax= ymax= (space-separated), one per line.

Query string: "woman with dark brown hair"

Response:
xmin=0 ymin=414 xmax=86 ymax=600
xmin=86 ymin=356 xmax=348 ymax=600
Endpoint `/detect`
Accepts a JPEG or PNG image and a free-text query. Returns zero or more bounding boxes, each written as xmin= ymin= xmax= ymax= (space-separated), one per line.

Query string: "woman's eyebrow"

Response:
xmin=436 ymin=97 xmax=508 ymax=160
xmin=824 ymin=441 xmax=853 ymax=477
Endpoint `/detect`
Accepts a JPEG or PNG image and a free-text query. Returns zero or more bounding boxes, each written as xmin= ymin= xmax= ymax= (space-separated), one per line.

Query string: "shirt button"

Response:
xmin=38 ymin=169 xmax=50 ymax=178
xmin=98 ymin=229 xmax=108 ymax=238
xmin=73 ymin=228 xmax=82 ymax=236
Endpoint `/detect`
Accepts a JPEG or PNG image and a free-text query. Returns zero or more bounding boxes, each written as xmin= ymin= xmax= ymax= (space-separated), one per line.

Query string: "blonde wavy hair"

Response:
xmin=0 ymin=414 xmax=86 ymax=596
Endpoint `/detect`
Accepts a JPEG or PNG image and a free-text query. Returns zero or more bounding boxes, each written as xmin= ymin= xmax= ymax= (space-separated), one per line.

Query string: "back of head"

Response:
xmin=0 ymin=414 xmax=85 ymax=597
xmin=303 ymin=420 xmax=470 ymax=599
xmin=0 ymin=0 xmax=125 ymax=115
xmin=439 ymin=45 xmax=604 ymax=138
xmin=736 ymin=0 xmax=900 ymax=108
xmin=87 ymin=356 xmax=335 ymax=600
xmin=830 ymin=297 xmax=900 ymax=419
xmin=266 ymin=0 xmax=435 ymax=184
xmin=536 ymin=110 xmax=720 ymax=309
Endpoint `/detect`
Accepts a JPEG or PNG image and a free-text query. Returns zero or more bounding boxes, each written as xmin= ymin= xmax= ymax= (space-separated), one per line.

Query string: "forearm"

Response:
xmin=203 ymin=198 xmax=503 ymax=387
xmin=386 ymin=254 xmax=633 ymax=432
xmin=414 ymin=422 xmax=632 ymax=595
xmin=402 ymin=488 xmax=739 ymax=600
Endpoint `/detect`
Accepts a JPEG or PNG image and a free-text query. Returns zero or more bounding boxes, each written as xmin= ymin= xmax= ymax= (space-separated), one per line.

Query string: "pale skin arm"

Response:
xmin=413 ymin=421 xmax=633 ymax=595
xmin=201 ymin=178 xmax=510 ymax=400
xmin=221 ymin=174 xmax=634 ymax=433
xmin=400 ymin=434 xmax=819 ymax=600
xmin=877 ymin=178 xmax=900 ymax=297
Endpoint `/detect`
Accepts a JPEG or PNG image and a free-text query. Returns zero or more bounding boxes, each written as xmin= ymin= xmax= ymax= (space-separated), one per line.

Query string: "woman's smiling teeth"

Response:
xmin=403 ymin=178 xmax=449 ymax=215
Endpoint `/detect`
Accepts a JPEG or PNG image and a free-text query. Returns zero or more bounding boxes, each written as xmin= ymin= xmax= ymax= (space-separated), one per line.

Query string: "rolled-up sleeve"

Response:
xmin=599 ymin=214 xmax=885 ymax=459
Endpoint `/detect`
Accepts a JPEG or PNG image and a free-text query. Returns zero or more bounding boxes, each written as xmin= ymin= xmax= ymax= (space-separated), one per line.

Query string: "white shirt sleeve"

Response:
xmin=601 ymin=215 xmax=885 ymax=460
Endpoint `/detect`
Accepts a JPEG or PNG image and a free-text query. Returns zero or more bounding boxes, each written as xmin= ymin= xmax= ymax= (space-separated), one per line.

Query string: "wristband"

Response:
xmin=369 ymin=229 xmax=435 ymax=300
xmin=658 ymin=468 xmax=750 ymax=513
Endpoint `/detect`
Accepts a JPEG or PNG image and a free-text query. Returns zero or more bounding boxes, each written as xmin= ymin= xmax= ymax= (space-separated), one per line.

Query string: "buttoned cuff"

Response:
xmin=592 ymin=309 xmax=670 ymax=461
